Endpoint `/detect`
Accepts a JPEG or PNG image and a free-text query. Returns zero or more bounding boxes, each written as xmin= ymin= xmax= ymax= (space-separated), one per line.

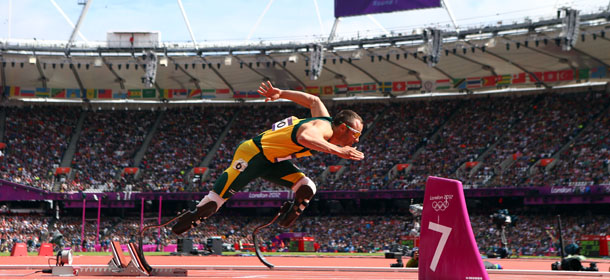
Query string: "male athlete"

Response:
xmin=172 ymin=81 xmax=364 ymax=235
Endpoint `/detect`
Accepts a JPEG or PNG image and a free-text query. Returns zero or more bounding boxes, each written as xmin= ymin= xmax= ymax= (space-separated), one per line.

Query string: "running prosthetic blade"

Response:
xmin=171 ymin=202 xmax=217 ymax=235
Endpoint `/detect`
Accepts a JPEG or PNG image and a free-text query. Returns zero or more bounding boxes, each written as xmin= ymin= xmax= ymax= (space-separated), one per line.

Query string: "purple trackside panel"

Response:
xmin=419 ymin=176 xmax=489 ymax=280
xmin=335 ymin=0 xmax=441 ymax=18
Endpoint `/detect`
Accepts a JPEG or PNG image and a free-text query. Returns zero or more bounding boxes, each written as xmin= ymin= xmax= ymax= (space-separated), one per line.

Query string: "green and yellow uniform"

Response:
xmin=213 ymin=116 xmax=332 ymax=199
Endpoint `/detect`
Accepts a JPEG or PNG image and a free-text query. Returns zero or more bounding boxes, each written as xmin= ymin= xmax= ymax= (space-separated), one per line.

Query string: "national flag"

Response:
xmin=247 ymin=91 xmax=260 ymax=98
xmin=591 ymin=66 xmax=607 ymax=79
xmin=407 ymin=81 xmax=421 ymax=91
xmin=188 ymin=89 xmax=202 ymax=98
xmin=200 ymin=89 xmax=215 ymax=99
xmin=348 ymin=84 xmax=362 ymax=94
xmin=51 ymin=88 xmax=65 ymax=98
xmin=162 ymin=89 xmax=173 ymax=99
xmin=233 ymin=91 xmax=248 ymax=98
xmin=86 ymin=89 xmax=97 ymax=99
xmin=138 ymin=89 xmax=153 ymax=98
xmin=497 ymin=75 xmax=511 ymax=86
xmin=216 ymin=88 xmax=230 ymax=94
xmin=466 ymin=77 xmax=481 ymax=89
xmin=543 ymin=71 xmax=558 ymax=82
xmin=558 ymin=69 xmax=574 ymax=81
xmin=128 ymin=89 xmax=142 ymax=98
xmin=35 ymin=88 xmax=50 ymax=97
xmin=378 ymin=82 xmax=392 ymax=93
xmin=528 ymin=72 xmax=542 ymax=83
xmin=452 ymin=78 xmax=466 ymax=89
xmin=305 ymin=86 xmax=320 ymax=96
xmin=512 ymin=73 xmax=527 ymax=84
xmin=98 ymin=89 xmax=112 ymax=99
xmin=173 ymin=89 xmax=187 ymax=99
xmin=578 ymin=68 xmax=589 ymax=80
xmin=20 ymin=88 xmax=35 ymax=97
xmin=334 ymin=84 xmax=348 ymax=94
xmin=481 ymin=76 xmax=497 ymax=87
xmin=66 ymin=89 xmax=81 ymax=98
xmin=113 ymin=92 xmax=127 ymax=99
xmin=362 ymin=83 xmax=376 ymax=93
xmin=422 ymin=81 xmax=434 ymax=92
xmin=392 ymin=81 xmax=406 ymax=92
xmin=322 ymin=86 xmax=334 ymax=95
xmin=8 ymin=86 xmax=20 ymax=97
xmin=435 ymin=79 xmax=451 ymax=90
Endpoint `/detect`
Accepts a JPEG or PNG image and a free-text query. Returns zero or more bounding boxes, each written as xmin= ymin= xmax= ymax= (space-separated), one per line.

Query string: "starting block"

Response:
xmin=51 ymin=241 xmax=187 ymax=277
xmin=418 ymin=176 xmax=489 ymax=280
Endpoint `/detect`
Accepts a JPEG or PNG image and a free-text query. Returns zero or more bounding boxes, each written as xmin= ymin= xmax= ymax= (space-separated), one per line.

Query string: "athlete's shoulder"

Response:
xmin=303 ymin=116 xmax=332 ymax=122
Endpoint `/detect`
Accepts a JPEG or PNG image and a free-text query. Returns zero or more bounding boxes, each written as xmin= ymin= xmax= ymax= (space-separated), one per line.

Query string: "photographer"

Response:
xmin=405 ymin=249 xmax=419 ymax=268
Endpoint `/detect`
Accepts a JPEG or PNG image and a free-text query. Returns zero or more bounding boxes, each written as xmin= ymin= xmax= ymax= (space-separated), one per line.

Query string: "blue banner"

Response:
xmin=335 ymin=0 xmax=441 ymax=18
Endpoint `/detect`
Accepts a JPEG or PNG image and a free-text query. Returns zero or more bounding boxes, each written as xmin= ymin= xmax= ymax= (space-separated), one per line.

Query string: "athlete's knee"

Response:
xmin=172 ymin=192 xmax=226 ymax=235
xmin=196 ymin=191 xmax=225 ymax=215
xmin=278 ymin=177 xmax=316 ymax=228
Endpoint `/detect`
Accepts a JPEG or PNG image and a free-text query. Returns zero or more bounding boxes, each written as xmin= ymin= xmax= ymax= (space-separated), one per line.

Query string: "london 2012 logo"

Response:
xmin=429 ymin=194 xmax=453 ymax=212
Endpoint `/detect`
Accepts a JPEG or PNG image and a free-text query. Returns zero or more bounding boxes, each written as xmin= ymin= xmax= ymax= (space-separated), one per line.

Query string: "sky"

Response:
xmin=0 ymin=0 xmax=608 ymax=44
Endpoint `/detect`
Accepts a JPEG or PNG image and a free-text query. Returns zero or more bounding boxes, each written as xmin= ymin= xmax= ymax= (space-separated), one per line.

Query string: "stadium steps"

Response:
xmin=185 ymin=108 xmax=242 ymax=190
xmin=0 ymin=107 xmax=5 ymax=143
xmin=527 ymin=97 xmax=610 ymax=176
xmin=408 ymin=100 xmax=465 ymax=166
xmin=380 ymin=100 xmax=465 ymax=186
xmin=131 ymin=110 xmax=165 ymax=178
xmin=482 ymin=94 xmax=546 ymax=187
xmin=381 ymin=100 xmax=464 ymax=186
xmin=60 ymin=110 xmax=88 ymax=168
xmin=452 ymin=96 xmax=540 ymax=183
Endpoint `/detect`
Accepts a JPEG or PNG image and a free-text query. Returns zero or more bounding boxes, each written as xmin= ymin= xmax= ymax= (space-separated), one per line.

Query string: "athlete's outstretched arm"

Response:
xmin=297 ymin=123 xmax=365 ymax=161
xmin=257 ymin=81 xmax=330 ymax=118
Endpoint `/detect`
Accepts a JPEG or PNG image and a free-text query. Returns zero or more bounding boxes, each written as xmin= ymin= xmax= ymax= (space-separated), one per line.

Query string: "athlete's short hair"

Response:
xmin=333 ymin=109 xmax=363 ymax=128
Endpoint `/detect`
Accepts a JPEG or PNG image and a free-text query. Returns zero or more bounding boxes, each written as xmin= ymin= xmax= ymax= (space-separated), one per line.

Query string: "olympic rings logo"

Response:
xmin=431 ymin=200 xmax=449 ymax=212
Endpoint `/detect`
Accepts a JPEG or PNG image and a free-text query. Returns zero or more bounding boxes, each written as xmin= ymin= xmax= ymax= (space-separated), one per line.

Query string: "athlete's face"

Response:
xmin=339 ymin=119 xmax=363 ymax=146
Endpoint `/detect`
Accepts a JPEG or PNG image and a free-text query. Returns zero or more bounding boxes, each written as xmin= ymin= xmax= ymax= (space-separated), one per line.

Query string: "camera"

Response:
xmin=491 ymin=209 xmax=511 ymax=228
xmin=409 ymin=204 xmax=423 ymax=217
xmin=551 ymin=257 xmax=598 ymax=271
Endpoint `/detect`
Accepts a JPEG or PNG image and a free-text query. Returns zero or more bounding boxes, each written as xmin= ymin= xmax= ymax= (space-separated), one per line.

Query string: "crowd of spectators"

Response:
xmin=0 ymin=106 xmax=80 ymax=191
xmin=1 ymin=91 xmax=609 ymax=193
xmin=138 ymin=107 xmax=235 ymax=192
xmin=1 ymin=212 xmax=608 ymax=257
xmin=526 ymin=104 xmax=610 ymax=187
xmin=71 ymin=109 xmax=156 ymax=192
xmin=329 ymin=100 xmax=459 ymax=190
xmin=478 ymin=92 xmax=609 ymax=188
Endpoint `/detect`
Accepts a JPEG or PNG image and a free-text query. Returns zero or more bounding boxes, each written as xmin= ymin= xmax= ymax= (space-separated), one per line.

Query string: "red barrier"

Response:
xmin=11 ymin=243 xmax=28 ymax=256
xmin=55 ymin=167 xmax=71 ymax=175
xmin=396 ymin=163 xmax=410 ymax=171
xmin=38 ymin=243 xmax=54 ymax=256
xmin=193 ymin=167 xmax=208 ymax=174
xmin=329 ymin=165 xmax=343 ymax=173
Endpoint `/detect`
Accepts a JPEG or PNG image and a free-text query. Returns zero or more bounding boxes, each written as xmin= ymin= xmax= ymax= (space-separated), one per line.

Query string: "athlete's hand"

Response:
xmin=337 ymin=146 xmax=364 ymax=161
xmin=257 ymin=81 xmax=281 ymax=102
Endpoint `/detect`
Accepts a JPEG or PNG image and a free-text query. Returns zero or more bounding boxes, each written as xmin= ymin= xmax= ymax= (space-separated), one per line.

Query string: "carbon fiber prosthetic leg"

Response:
xmin=278 ymin=177 xmax=316 ymax=228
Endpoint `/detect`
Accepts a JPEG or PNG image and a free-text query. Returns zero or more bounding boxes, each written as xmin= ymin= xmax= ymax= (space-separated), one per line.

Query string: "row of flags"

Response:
xmin=5 ymin=67 xmax=607 ymax=100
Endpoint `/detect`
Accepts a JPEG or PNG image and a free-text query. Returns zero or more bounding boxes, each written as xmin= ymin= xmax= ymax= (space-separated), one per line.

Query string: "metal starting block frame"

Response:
xmin=52 ymin=241 xmax=187 ymax=277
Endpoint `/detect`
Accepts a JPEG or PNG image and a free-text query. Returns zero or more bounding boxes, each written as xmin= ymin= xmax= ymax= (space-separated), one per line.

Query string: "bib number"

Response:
xmin=272 ymin=117 xmax=294 ymax=131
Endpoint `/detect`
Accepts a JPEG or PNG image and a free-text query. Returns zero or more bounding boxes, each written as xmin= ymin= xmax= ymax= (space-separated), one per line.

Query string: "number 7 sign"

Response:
xmin=418 ymin=176 xmax=489 ymax=280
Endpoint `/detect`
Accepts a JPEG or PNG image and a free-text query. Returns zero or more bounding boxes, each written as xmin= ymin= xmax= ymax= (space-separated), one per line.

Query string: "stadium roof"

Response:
xmin=1 ymin=11 xmax=609 ymax=102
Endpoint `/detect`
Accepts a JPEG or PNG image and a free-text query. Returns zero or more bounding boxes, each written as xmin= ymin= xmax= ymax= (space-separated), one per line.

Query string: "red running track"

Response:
xmin=0 ymin=255 xmax=609 ymax=279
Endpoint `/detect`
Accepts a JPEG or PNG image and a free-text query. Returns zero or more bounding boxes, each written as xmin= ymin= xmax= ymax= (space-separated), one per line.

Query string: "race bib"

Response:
xmin=271 ymin=117 xmax=294 ymax=131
